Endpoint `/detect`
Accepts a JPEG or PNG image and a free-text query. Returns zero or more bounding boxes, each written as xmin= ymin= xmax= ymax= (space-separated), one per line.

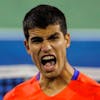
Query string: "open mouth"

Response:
xmin=41 ymin=55 xmax=56 ymax=65
xmin=41 ymin=55 xmax=56 ymax=72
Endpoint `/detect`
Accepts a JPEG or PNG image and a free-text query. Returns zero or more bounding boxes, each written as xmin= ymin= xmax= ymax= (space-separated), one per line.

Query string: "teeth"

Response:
xmin=42 ymin=56 xmax=54 ymax=60
xmin=41 ymin=55 xmax=56 ymax=65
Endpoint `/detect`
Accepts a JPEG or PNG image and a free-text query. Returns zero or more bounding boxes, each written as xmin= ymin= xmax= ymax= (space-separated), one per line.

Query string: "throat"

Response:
xmin=39 ymin=77 xmax=68 ymax=96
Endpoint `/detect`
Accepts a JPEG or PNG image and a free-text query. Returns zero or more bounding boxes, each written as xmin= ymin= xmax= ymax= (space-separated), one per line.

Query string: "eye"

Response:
xmin=48 ymin=33 xmax=59 ymax=41
xmin=31 ymin=37 xmax=43 ymax=44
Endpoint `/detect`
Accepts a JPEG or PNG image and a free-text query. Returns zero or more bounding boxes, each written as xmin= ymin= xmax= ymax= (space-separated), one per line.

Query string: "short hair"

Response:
xmin=23 ymin=4 xmax=67 ymax=40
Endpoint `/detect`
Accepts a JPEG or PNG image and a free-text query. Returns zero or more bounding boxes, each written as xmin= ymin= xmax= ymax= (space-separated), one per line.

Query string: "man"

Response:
xmin=4 ymin=4 xmax=100 ymax=100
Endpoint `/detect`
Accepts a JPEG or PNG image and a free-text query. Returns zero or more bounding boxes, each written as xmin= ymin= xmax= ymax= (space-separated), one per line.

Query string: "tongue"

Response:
xmin=43 ymin=61 xmax=55 ymax=72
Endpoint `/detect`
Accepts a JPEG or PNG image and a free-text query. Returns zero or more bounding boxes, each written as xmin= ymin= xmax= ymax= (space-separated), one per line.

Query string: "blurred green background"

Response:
xmin=0 ymin=0 xmax=100 ymax=29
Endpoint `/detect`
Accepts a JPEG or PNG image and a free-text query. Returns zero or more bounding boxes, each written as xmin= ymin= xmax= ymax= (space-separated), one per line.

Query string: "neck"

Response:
xmin=39 ymin=63 xmax=74 ymax=96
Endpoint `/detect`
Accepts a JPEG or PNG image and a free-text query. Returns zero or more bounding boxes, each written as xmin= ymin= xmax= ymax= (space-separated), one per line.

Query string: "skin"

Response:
xmin=24 ymin=24 xmax=74 ymax=96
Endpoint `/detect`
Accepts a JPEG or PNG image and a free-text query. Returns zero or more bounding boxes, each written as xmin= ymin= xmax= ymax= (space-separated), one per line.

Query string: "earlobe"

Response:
xmin=65 ymin=33 xmax=70 ymax=48
xmin=24 ymin=40 xmax=31 ymax=54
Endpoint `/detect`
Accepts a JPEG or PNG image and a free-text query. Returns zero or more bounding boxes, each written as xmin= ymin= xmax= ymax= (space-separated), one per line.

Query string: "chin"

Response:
xmin=44 ymin=71 xmax=60 ymax=79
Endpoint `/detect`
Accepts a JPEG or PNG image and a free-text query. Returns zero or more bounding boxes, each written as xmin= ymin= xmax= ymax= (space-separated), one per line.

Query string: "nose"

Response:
xmin=41 ymin=40 xmax=52 ymax=52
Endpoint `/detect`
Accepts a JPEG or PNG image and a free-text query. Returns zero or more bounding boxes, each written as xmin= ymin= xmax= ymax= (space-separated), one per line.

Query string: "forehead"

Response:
xmin=28 ymin=24 xmax=62 ymax=37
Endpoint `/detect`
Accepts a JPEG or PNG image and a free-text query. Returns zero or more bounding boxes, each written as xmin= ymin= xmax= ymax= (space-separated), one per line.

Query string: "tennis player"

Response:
xmin=4 ymin=4 xmax=100 ymax=100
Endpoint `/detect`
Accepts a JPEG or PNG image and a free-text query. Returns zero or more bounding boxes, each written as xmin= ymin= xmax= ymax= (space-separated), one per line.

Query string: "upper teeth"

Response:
xmin=42 ymin=56 xmax=54 ymax=60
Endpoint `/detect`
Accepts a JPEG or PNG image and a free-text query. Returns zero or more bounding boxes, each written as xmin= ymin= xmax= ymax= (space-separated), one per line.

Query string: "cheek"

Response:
xmin=29 ymin=44 xmax=40 ymax=55
xmin=58 ymin=41 xmax=66 ymax=57
xmin=54 ymin=41 xmax=66 ymax=61
xmin=29 ymin=45 xmax=40 ymax=63
xmin=54 ymin=40 xmax=66 ymax=51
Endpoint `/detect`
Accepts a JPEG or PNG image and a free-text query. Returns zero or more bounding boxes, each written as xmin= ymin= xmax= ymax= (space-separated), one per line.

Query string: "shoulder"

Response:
xmin=3 ymin=88 xmax=15 ymax=100
xmin=78 ymin=72 xmax=100 ymax=86
xmin=3 ymin=76 xmax=37 ymax=100
xmin=77 ymin=72 xmax=100 ymax=97
xmin=70 ymin=72 xmax=100 ymax=98
xmin=94 ymin=87 xmax=100 ymax=100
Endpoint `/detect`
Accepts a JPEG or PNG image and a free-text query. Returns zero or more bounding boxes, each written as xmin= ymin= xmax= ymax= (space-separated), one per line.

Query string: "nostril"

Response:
xmin=41 ymin=42 xmax=52 ymax=52
xmin=41 ymin=46 xmax=51 ymax=52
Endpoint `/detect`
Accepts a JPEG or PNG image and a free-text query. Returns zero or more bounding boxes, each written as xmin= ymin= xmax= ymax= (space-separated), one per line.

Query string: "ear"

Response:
xmin=24 ymin=40 xmax=31 ymax=54
xmin=64 ymin=33 xmax=70 ymax=48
